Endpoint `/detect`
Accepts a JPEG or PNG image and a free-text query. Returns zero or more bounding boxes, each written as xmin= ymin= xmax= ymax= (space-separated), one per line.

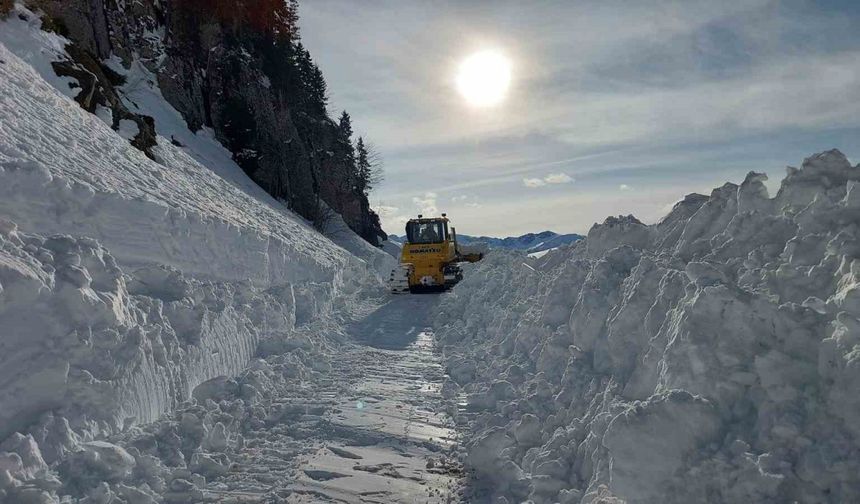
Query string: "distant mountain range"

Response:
xmin=388 ymin=230 xmax=583 ymax=253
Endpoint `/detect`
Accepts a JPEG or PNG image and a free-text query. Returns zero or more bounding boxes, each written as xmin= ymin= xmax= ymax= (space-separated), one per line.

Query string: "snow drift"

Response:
xmin=435 ymin=150 xmax=860 ymax=503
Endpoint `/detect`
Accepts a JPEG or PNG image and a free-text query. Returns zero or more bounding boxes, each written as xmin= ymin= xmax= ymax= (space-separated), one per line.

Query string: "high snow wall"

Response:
xmin=435 ymin=150 xmax=860 ymax=503
xmin=0 ymin=15 xmax=391 ymax=442
xmin=0 ymin=223 xmax=297 ymax=440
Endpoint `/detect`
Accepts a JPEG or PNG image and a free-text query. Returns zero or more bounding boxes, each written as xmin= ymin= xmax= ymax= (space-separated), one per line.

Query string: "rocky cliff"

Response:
xmin=18 ymin=0 xmax=385 ymax=245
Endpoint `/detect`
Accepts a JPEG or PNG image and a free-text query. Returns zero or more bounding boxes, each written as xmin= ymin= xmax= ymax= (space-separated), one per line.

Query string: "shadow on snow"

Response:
xmin=349 ymin=294 xmax=443 ymax=350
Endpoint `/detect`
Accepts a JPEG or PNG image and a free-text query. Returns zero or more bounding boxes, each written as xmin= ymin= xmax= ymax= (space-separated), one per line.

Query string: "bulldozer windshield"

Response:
xmin=406 ymin=221 xmax=446 ymax=244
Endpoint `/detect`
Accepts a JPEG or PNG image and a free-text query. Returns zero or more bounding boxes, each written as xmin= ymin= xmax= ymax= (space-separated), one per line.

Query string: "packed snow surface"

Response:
xmin=434 ymin=150 xmax=860 ymax=503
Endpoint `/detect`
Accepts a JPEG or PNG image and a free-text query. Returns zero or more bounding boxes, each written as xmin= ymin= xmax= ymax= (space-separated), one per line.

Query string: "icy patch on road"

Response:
xmin=435 ymin=150 xmax=860 ymax=503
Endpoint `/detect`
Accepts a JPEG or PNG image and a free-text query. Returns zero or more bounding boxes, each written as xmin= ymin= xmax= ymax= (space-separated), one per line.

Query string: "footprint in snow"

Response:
xmin=327 ymin=446 xmax=364 ymax=459
xmin=303 ymin=469 xmax=351 ymax=481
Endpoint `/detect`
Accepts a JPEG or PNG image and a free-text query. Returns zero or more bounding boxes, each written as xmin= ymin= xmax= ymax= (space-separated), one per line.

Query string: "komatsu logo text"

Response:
xmin=409 ymin=247 xmax=442 ymax=254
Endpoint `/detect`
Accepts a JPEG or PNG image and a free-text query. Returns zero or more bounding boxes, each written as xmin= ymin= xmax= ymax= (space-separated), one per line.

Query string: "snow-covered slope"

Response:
xmin=434 ymin=150 xmax=860 ymax=503
xmin=0 ymin=12 xmax=392 ymax=286
xmin=0 ymin=11 xmax=391 ymax=447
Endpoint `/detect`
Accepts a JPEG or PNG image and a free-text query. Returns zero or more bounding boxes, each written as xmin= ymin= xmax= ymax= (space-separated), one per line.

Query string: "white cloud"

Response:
xmin=448 ymin=194 xmax=483 ymax=208
xmin=524 ymin=173 xmax=574 ymax=188
xmin=373 ymin=203 xmax=410 ymax=234
xmin=659 ymin=199 xmax=680 ymax=216
xmin=373 ymin=204 xmax=400 ymax=217
xmin=619 ymin=184 xmax=631 ymax=191
xmin=412 ymin=192 xmax=438 ymax=216
xmin=545 ymin=173 xmax=574 ymax=184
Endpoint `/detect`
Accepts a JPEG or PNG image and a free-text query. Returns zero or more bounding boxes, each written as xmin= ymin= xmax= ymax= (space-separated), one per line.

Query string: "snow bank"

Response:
xmin=435 ymin=150 xmax=860 ymax=503
xmin=0 ymin=221 xmax=298 ymax=440
xmin=0 ymin=11 xmax=389 ymax=447
xmin=380 ymin=239 xmax=402 ymax=260
xmin=0 ymin=299 xmax=341 ymax=503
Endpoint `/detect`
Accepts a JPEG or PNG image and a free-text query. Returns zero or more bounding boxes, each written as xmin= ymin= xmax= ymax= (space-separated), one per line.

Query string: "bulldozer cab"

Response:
xmin=405 ymin=218 xmax=448 ymax=245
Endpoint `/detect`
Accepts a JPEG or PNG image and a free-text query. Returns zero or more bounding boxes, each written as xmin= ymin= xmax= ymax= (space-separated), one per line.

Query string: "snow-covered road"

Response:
xmin=207 ymin=295 xmax=463 ymax=503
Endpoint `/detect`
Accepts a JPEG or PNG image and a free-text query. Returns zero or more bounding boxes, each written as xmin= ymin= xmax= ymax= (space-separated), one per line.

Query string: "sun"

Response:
xmin=456 ymin=50 xmax=512 ymax=107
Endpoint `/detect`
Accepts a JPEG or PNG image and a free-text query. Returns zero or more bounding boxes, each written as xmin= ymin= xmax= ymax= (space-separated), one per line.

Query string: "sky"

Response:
xmin=299 ymin=0 xmax=860 ymax=237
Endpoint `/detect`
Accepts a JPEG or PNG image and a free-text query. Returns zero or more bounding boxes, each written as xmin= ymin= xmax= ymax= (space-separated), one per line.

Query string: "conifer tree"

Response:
xmin=338 ymin=111 xmax=353 ymax=139
xmin=292 ymin=43 xmax=313 ymax=110
xmin=308 ymin=64 xmax=327 ymax=114
xmin=356 ymin=136 xmax=370 ymax=194
xmin=335 ymin=111 xmax=356 ymax=188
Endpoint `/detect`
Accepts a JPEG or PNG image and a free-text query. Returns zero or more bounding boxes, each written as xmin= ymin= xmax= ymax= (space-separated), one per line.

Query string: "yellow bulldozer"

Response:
xmin=389 ymin=214 xmax=483 ymax=293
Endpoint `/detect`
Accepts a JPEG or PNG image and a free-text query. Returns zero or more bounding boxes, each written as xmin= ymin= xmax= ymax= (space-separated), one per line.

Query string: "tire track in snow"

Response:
xmin=211 ymin=296 xmax=464 ymax=503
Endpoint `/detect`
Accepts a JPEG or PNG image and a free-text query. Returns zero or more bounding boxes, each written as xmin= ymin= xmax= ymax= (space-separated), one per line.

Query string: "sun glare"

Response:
xmin=456 ymin=50 xmax=512 ymax=107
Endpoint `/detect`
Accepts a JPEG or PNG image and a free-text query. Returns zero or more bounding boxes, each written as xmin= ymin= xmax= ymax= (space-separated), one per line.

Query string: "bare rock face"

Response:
xmin=27 ymin=0 xmax=111 ymax=58
xmin=51 ymin=45 xmax=157 ymax=156
xmin=204 ymin=45 xmax=317 ymax=217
